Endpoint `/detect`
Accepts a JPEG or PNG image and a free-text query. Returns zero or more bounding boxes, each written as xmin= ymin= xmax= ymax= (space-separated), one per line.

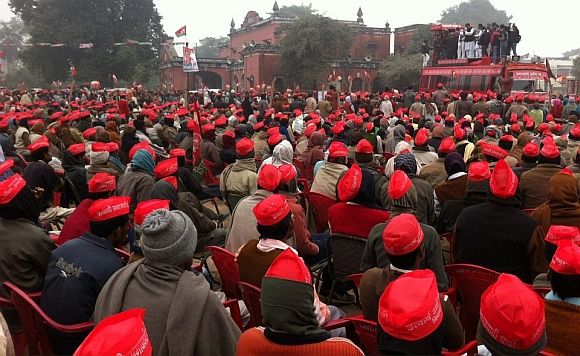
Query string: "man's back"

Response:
xmin=519 ymin=164 xmax=561 ymax=209
xmin=454 ymin=201 xmax=538 ymax=282
xmin=226 ymin=190 xmax=272 ymax=252
xmin=310 ymin=162 xmax=348 ymax=199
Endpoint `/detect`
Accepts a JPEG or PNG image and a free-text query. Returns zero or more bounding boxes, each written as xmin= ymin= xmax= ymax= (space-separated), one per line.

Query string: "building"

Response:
xmin=393 ymin=24 xmax=429 ymax=55
xmin=159 ymin=3 xmax=391 ymax=93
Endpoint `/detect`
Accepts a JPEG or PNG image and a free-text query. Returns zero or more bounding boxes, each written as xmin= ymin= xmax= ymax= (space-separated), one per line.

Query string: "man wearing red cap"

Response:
xmin=513 ymin=141 xmax=539 ymax=178
xmin=117 ymin=149 xmax=155 ymax=212
xmin=251 ymin=120 xmax=269 ymax=161
xmin=453 ymin=160 xmax=547 ymax=283
xmin=310 ymin=141 xmax=349 ymax=199
xmin=40 ymin=197 xmax=130 ymax=354
xmin=477 ymin=274 xmax=546 ymax=355
xmin=412 ymin=128 xmax=438 ymax=167
xmin=544 ymin=240 xmax=580 ymax=355
xmin=420 ymin=136 xmax=456 ymax=188
xmin=354 ymin=139 xmax=388 ymax=206
xmin=57 ymin=173 xmax=117 ymax=245
xmin=409 ymin=95 xmax=424 ymax=120
xmin=200 ymin=123 xmax=224 ymax=176
xmin=62 ymin=142 xmax=88 ymax=202
xmin=376 ymin=269 xmax=464 ymax=354
xmin=504 ymin=94 xmax=529 ymax=121
xmin=519 ymin=142 xmax=562 ymax=209
xmin=220 ymin=138 xmax=258 ymax=210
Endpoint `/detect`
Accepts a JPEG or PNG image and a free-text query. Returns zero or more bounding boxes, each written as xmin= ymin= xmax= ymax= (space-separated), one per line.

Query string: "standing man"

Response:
xmin=422 ymin=40 xmax=431 ymax=67
xmin=463 ymin=23 xmax=476 ymax=58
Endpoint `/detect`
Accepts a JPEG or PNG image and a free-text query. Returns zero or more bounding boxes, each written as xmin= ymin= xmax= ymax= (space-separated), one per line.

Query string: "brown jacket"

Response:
xmin=544 ymin=299 xmax=580 ymax=356
xmin=310 ymin=162 xmax=348 ymax=199
xmin=435 ymin=175 xmax=468 ymax=206
xmin=519 ymin=163 xmax=562 ymax=209
xmin=419 ymin=158 xmax=447 ymax=188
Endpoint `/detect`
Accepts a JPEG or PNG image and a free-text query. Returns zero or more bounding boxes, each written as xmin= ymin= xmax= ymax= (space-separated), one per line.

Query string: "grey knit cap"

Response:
xmin=140 ymin=209 xmax=197 ymax=265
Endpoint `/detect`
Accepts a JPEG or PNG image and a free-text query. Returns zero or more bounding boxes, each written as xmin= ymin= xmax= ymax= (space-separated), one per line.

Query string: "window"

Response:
xmin=458 ymin=76 xmax=471 ymax=90
xmin=366 ymin=43 xmax=378 ymax=58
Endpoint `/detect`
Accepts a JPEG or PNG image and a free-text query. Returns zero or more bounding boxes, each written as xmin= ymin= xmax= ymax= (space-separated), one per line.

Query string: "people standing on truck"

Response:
xmin=499 ymin=25 xmax=509 ymax=63
xmin=508 ymin=23 xmax=520 ymax=56
xmin=478 ymin=24 xmax=491 ymax=57
xmin=463 ymin=23 xmax=476 ymax=58
xmin=422 ymin=40 xmax=431 ymax=67
xmin=457 ymin=28 xmax=465 ymax=59
xmin=446 ymin=29 xmax=458 ymax=59
xmin=490 ymin=25 xmax=501 ymax=64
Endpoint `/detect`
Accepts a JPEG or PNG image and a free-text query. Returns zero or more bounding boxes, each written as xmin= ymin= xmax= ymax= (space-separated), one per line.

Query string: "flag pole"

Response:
xmin=185 ymin=37 xmax=189 ymax=107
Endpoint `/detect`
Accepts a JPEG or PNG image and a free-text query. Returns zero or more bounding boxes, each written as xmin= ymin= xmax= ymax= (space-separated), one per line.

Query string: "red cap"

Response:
xmin=331 ymin=122 xmax=345 ymax=135
xmin=468 ymin=161 xmax=491 ymax=182
xmin=134 ymin=199 xmax=170 ymax=226
xmin=161 ymin=176 xmax=178 ymax=190
xmin=257 ymin=164 xmax=282 ymax=192
xmin=154 ymin=158 xmax=178 ymax=179
xmin=569 ymin=125 xmax=580 ymax=139
xmin=129 ymin=142 xmax=156 ymax=161
xmin=28 ymin=136 xmax=49 ymax=152
xmin=382 ymin=213 xmax=424 ymax=255
xmin=378 ymin=269 xmax=442 ymax=341
xmin=278 ymin=164 xmax=297 ymax=184
xmin=223 ymin=130 xmax=235 ymax=139
xmin=550 ymin=239 xmax=580 ymax=274
xmin=453 ymin=125 xmax=466 ymax=141
xmin=68 ymin=143 xmax=86 ymax=156
xmin=0 ymin=174 xmax=27 ymax=205
xmin=236 ymin=137 xmax=254 ymax=156
xmin=414 ymin=128 xmax=429 ymax=146
xmin=356 ymin=139 xmax=373 ymax=154
xmin=388 ymin=170 xmax=412 ymax=200
xmin=304 ymin=124 xmax=317 ymax=138
xmin=92 ymin=142 xmax=118 ymax=153
xmin=0 ymin=160 xmax=14 ymax=176
xmin=265 ymin=248 xmax=312 ymax=284
xmin=267 ymin=134 xmax=283 ymax=146
xmin=490 ymin=160 xmax=518 ymax=199
xmin=253 ymin=194 xmax=291 ymax=226
xmin=415 ymin=95 xmax=422 ymax=101
xmin=538 ymin=123 xmax=550 ymax=133
xmin=215 ymin=116 xmax=227 ymax=126
xmin=267 ymin=126 xmax=280 ymax=137
xmin=89 ymin=197 xmax=130 ymax=222
xmin=545 ymin=225 xmax=580 ymax=246
xmin=522 ymin=142 xmax=540 ymax=157
xmin=88 ymin=173 xmax=116 ymax=193
xmin=169 ymin=148 xmax=186 ymax=158
xmin=337 ymin=164 xmax=362 ymax=201
xmin=73 ymin=308 xmax=152 ymax=356
xmin=481 ymin=142 xmax=508 ymax=159
xmin=480 ymin=274 xmax=545 ymax=350
xmin=540 ymin=143 xmax=560 ymax=159
xmin=510 ymin=123 xmax=521 ymax=133
xmin=83 ymin=127 xmax=97 ymax=139
xmin=365 ymin=122 xmax=374 ymax=133
xmin=438 ymin=137 xmax=456 ymax=154
xmin=253 ymin=121 xmax=265 ymax=131
xmin=328 ymin=141 xmax=348 ymax=158
xmin=201 ymin=123 xmax=215 ymax=133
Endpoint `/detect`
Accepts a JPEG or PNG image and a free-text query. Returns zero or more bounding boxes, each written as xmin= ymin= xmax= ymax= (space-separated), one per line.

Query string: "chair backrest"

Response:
xmin=346 ymin=273 xmax=364 ymax=289
xmin=533 ymin=286 xmax=552 ymax=298
xmin=444 ymin=264 xmax=500 ymax=342
xmin=305 ymin=191 xmax=336 ymax=233
xmin=329 ymin=233 xmax=368 ymax=280
xmin=203 ymin=158 xmax=220 ymax=185
xmin=345 ymin=317 xmax=378 ymax=355
xmin=222 ymin=299 xmax=243 ymax=331
xmin=4 ymin=282 xmax=93 ymax=355
xmin=236 ymin=282 xmax=263 ymax=327
xmin=441 ymin=340 xmax=478 ymax=356
xmin=207 ymin=246 xmax=240 ymax=299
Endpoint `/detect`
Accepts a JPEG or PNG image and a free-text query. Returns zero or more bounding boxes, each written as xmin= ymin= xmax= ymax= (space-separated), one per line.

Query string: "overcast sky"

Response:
xmin=1 ymin=0 xmax=578 ymax=58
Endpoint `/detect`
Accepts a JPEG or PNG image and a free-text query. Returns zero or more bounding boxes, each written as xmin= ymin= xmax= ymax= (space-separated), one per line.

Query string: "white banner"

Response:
xmin=183 ymin=47 xmax=199 ymax=73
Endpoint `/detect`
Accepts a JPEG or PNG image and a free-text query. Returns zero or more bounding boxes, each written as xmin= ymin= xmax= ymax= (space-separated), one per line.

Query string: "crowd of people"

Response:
xmin=0 ymin=83 xmax=579 ymax=355
xmin=431 ymin=22 xmax=521 ymax=64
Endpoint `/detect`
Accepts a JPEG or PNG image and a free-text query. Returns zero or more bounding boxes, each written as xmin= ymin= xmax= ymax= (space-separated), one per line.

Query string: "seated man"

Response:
xmin=543 ymin=240 xmax=580 ymax=355
xmin=94 ymin=209 xmax=241 ymax=355
xmin=419 ymin=136 xmax=456 ymax=188
xmin=453 ymin=159 xmax=547 ymax=283
xmin=200 ymin=123 xmax=224 ymax=176
xmin=377 ymin=270 xmax=464 ymax=355
xmin=220 ymin=137 xmax=258 ymax=210
xmin=477 ymin=274 xmax=547 ymax=355
xmin=57 ymin=172 xmax=116 ymax=245
xmin=40 ymin=197 xmax=130 ymax=354
xmin=362 ymin=170 xmax=448 ymax=291
xmin=354 ymin=139 xmax=387 ymax=206
xmin=519 ymin=142 xmax=562 ymax=209
xmin=116 ymin=149 xmax=155 ymax=212
xmin=310 ymin=141 xmax=349 ymax=199
xmin=237 ymin=249 xmax=364 ymax=355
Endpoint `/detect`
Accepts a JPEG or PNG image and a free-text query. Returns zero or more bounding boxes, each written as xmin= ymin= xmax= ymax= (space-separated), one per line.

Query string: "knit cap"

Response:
xmin=141 ymin=209 xmax=197 ymax=265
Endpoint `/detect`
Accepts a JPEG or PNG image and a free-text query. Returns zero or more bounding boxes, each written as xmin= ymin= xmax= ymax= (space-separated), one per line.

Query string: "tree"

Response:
xmin=440 ymin=0 xmax=511 ymax=26
xmin=378 ymin=54 xmax=423 ymax=91
xmin=405 ymin=25 xmax=432 ymax=55
xmin=196 ymin=36 xmax=229 ymax=59
xmin=277 ymin=4 xmax=317 ymax=18
xmin=279 ymin=15 xmax=352 ymax=89
xmin=0 ymin=17 xmax=27 ymax=65
xmin=9 ymin=0 xmax=166 ymax=86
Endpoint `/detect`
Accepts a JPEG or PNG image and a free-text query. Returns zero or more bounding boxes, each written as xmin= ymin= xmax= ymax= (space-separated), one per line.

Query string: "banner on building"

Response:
xmin=183 ymin=47 xmax=199 ymax=73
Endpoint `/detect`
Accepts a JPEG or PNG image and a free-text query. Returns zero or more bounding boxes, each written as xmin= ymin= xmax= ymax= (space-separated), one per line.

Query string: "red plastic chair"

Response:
xmin=533 ymin=286 xmax=552 ymax=297
xmin=222 ymin=299 xmax=243 ymax=331
xmin=236 ymin=282 xmax=263 ymax=328
xmin=345 ymin=316 xmax=378 ymax=355
xmin=203 ymin=158 xmax=221 ymax=185
xmin=206 ymin=246 xmax=240 ymax=299
xmin=522 ymin=208 xmax=535 ymax=215
xmin=444 ymin=264 xmax=500 ymax=342
xmin=4 ymin=282 xmax=93 ymax=355
xmin=0 ymin=288 xmax=41 ymax=355
xmin=346 ymin=273 xmax=363 ymax=289
xmin=305 ymin=191 xmax=336 ymax=233
xmin=442 ymin=340 xmax=478 ymax=356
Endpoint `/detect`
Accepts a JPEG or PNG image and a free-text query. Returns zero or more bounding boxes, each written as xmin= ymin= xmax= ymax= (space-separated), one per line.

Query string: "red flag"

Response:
xmin=175 ymin=25 xmax=187 ymax=38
